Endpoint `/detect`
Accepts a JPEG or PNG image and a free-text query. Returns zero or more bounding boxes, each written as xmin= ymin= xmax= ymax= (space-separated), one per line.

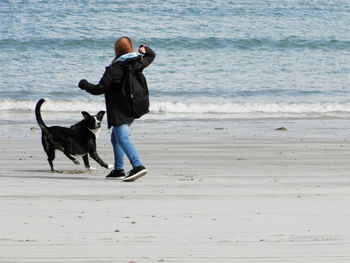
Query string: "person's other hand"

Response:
xmin=78 ymin=79 xmax=88 ymax=90
xmin=138 ymin=45 xmax=146 ymax=54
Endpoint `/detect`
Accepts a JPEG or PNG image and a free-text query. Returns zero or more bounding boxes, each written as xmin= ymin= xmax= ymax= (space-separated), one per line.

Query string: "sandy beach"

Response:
xmin=1 ymin=112 xmax=350 ymax=262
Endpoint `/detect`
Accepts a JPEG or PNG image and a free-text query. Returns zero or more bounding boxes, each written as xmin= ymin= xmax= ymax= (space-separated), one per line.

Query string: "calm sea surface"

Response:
xmin=1 ymin=0 xmax=350 ymax=118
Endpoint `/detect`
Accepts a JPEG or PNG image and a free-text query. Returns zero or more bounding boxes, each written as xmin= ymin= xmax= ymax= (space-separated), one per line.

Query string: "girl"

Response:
xmin=78 ymin=36 xmax=155 ymax=182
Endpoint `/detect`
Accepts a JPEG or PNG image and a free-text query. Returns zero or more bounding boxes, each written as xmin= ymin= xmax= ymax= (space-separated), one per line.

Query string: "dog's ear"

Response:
xmin=97 ymin=111 xmax=105 ymax=119
xmin=81 ymin=111 xmax=91 ymax=119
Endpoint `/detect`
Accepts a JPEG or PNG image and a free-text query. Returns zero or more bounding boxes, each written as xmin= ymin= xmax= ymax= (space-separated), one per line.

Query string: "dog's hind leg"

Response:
xmin=42 ymin=136 xmax=56 ymax=172
xmin=47 ymin=151 xmax=55 ymax=172
xmin=82 ymin=154 xmax=95 ymax=170
xmin=63 ymin=151 xmax=80 ymax=165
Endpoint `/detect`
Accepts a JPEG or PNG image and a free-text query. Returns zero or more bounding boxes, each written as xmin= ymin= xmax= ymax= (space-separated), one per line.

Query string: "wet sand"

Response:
xmin=1 ymin=112 xmax=350 ymax=262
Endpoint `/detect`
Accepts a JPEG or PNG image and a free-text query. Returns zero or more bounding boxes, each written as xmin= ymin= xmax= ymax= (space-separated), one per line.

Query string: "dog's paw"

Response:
xmin=73 ymin=159 xmax=80 ymax=165
xmin=87 ymin=166 xmax=97 ymax=170
xmin=108 ymin=164 xmax=113 ymax=169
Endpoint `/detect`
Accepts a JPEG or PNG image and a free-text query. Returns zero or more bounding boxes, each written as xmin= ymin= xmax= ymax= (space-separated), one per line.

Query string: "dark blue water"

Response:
xmin=1 ymin=0 xmax=350 ymax=116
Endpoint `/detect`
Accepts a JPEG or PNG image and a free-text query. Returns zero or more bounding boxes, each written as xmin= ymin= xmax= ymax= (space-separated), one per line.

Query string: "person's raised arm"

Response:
xmin=135 ymin=45 xmax=156 ymax=71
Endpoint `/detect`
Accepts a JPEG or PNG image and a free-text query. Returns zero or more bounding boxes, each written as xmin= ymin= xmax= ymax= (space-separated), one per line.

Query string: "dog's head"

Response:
xmin=81 ymin=110 xmax=105 ymax=130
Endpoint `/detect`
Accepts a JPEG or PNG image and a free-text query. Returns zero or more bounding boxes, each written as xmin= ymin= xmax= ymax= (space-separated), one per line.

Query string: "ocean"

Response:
xmin=1 ymin=0 xmax=350 ymax=120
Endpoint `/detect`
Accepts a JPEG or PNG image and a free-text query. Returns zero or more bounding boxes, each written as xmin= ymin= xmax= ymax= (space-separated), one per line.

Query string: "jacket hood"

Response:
xmin=115 ymin=52 xmax=138 ymax=62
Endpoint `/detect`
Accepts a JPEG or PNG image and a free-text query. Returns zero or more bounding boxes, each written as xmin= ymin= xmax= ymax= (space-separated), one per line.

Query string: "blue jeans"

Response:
xmin=111 ymin=124 xmax=142 ymax=170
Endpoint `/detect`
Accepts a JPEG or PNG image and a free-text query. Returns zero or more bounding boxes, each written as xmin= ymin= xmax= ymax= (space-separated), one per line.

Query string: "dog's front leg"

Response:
xmin=82 ymin=154 xmax=96 ymax=170
xmin=89 ymin=151 xmax=109 ymax=169
xmin=63 ymin=151 xmax=80 ymax=165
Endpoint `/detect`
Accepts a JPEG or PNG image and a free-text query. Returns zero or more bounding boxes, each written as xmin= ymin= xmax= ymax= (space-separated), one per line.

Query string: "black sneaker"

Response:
xmin=123 ymin=165 xmax=147 ymax=182
xmin=106 ymin=169 xmax=125 ymax=180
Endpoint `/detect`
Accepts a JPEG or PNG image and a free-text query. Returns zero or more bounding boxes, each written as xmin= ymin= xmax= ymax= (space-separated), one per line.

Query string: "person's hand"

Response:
xmin=78 ymin=79 xmax=88 ymax=90
xmin=138 ymin=45 xmax=146 ymax=54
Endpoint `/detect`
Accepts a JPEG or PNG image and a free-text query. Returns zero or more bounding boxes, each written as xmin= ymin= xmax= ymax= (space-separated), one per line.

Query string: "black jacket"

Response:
xmin=79 ymin=46 xmax=155 ymax=128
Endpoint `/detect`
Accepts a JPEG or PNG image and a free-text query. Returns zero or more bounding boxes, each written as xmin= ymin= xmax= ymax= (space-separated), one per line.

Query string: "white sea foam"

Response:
xmin=151 ymin=101 xmax=350 ymax=115
xmin=0 ymin=99 xmax=104 ymax=112
xmin=2 ymin=99 xmax=350 ymax=117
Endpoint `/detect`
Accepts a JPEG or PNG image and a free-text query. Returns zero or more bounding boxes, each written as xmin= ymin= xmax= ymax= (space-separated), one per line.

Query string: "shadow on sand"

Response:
xmin=3 ymin=169 xmax=103 ymax=181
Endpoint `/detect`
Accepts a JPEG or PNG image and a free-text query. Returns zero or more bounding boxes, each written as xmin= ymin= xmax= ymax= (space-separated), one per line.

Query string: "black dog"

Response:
xmin=35 ymin=98 xmax=111 ymax=172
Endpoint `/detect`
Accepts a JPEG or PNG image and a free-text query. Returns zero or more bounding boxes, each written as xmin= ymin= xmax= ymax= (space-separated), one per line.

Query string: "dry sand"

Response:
xmin=1 ymin=112 xmax=350 ymax=262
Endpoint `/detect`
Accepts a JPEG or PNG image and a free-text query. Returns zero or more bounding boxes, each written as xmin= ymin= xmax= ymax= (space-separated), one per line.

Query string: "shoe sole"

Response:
xmin=123 ymin=170 xmax=147 ymax=182
xmin=106 ymin=177 xmax=125 ymax=180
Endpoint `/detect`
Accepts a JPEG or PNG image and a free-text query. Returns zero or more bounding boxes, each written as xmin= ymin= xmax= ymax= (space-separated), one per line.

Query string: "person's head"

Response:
xmin=114 ymin=36 xmax=134 ymax=57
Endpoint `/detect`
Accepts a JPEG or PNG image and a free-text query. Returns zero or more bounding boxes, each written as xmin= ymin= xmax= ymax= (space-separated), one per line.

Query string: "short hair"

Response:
xmin=114 ymin=36 xmax=134 ymax=57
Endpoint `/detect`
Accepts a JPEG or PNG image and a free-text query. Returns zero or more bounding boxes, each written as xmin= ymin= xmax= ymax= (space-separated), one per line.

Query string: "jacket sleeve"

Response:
xmin=80 ymin=66 xmax=124 ymax=95
xmin=135 ymin=46 xmax=156 ymax=71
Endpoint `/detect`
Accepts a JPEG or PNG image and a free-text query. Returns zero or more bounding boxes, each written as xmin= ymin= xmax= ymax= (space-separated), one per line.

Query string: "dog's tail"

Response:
xmin=35 ymin=98 xmax=49 ymax=131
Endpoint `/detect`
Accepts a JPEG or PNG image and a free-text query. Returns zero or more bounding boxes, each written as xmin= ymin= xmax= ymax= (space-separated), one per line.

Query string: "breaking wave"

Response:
xmin=2 ymin=99 xmax=350 ymax=116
